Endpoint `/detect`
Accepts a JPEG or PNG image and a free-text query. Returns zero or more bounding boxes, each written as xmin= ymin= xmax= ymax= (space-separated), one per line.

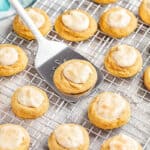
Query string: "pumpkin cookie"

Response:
xmin=139 ymin=0 xmax=150 ymax=25
xmin=11 ymin=85 xmax=49 ymax=119
xmin=99 ymin=7 xmax=137 ymax=38
xmin=0 ymin=44 xmax=28 ymax=77
xmin=104 ymin=44 xmax=143 ymax=78
xmin=144 ymin=66 xmax=150 ymax=91
xmin=55 ymin=9 xmax=97 ymax=41
xmin=13 ymin=8 xmax=51 ymax=40
xmin=0 ymin=124 xmax=30 ymax=150
xmin=88 ymin=92 xmax=131 ymax=129
xmin=53 ymin=59 xmax=97 ymax=95
xmin=101 ymin=134 xmax=142 ymax=150
xmin=93 ymin=0 xmax=117 ymax=4
xmin=48 ymin=124 xmax=89 ymax=150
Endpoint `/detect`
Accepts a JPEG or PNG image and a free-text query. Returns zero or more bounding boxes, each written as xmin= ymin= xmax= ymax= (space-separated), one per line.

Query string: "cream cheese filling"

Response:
xmin=107 ymin=9 xmax=131 ymax=28
xmin=96 ymin=93 xmax=126 ymax=120
xmin=112 ymin=45 xmax=138 ymax=67
xmin=0 ymin=47 xmax=18 ymax=66
xmin=20 ymin=9 xmax=45 ymax=28
xmin=62 ymin=10 xmax=90 ymax=32
xmin=63 ymin=61 xmax=92 ymax=84
xmin=109 ymin=134 xmax=139 ymax=150
xmin=17 ymin=86 xmax=44 ymax=108
xmin=146 ymin=0 xmax=150 ymax=10
xmin=0 ymin=125 xmax=24 ymax=149
xmin=54 ymin=124 xmax=84 ymax=148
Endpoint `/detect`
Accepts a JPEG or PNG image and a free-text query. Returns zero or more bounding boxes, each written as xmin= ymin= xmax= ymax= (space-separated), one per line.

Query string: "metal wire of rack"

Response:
xmin=0 ymin=0 xmax=150 ymax=149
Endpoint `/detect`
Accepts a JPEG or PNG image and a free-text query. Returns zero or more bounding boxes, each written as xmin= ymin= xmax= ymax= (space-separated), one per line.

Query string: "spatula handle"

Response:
xmin=9 ymin=0 xmax=44 ymax=42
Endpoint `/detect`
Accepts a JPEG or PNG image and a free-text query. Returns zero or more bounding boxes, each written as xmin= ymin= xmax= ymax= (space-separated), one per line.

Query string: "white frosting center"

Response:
xmin=0 ymin=125 xmax=24 ymax=149
xmin=17 ymin=86 xmax=44 ymax=108
xmin=63 ymin=61 xmax=92 ymax=84
xmin=0 ymin=47 xmax=18 ymax=66
xmin=112 ymin=45 xmax=138 ymax=67
xmin=62 ymin=10 xmax=90 ymax=32
xmin=108 ymin=9 xmax=131 ymax=28
xmin=25 ymin=9 xmax=45 ymax=28
xmin=54 ymin=125 xmax=84 ymax=148
xmin=96 ymin=93 xmax=126 ymax=120
xmin=110 ymin=134 xmax=139 ymax=150
xmin=146 ymin=0 xmax=150 ymax=9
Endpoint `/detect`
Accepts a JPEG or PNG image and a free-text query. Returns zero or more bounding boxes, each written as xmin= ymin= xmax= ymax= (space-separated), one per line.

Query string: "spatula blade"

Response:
xmin=36 ymin=47 xmax=103 ymax=102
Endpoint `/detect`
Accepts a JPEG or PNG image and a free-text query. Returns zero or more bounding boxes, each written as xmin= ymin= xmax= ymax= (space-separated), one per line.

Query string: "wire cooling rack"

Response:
xmin=0 ymin=0 xmax=150 ymax=149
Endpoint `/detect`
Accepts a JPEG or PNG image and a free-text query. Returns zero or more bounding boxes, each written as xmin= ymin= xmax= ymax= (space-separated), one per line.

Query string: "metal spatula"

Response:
xmin=9 ymin=0 xmax=103 ymax=102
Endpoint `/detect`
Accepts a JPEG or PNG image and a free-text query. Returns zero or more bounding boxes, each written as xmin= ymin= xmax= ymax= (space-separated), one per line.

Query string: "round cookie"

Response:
xmin=104 ymin=44 xmax=143 ymax=78
xmin=144 ymin=66 xmax=150 ymax=91
xmin=48 ymin=124 xmax=89 ymax=150
xmin=13 ymin=7 xmax=51 ymax=40
xmin=55 ymin=9 xmax=97 ymax=41
xmin=139 ymin=0 xmax=150 ymax=25
xmin=53 ymin=59 xmax=97 ymax=95
xmin=11 ymin=85 xmax=49 ymax=119
xmin=101 ymin=134 xmax=142 ymax=150
xmin=0 ymin=44 xmax=28 ymax=77
xmin=99 ymin=7 xmax=137 ymax=38
xmin=93 ymin=0 xmax=117 ymax=4
xmin=88 ymin=92 xmax=131 ymax=129
xmin=0 ymin=124 xmax=30 ymax=150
